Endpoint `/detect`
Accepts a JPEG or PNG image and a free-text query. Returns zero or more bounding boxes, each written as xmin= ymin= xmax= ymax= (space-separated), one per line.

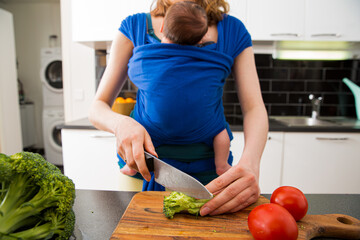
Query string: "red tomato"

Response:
xmin=248 ymin=203 xmax=298 ymax=240
xmin=270 ymin=186 xmax=308 ymax=221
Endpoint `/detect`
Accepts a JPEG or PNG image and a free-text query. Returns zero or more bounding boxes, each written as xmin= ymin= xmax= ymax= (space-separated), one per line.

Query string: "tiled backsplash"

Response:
xmin=224 ymin=54 xmax=359 ymax=125
xmin=102 ymin=52 xmax=360 ymax=125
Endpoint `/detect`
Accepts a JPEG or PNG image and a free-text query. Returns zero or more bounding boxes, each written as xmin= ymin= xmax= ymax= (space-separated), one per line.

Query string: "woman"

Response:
xmin=89 ymin=0 xmax=269 ymax=216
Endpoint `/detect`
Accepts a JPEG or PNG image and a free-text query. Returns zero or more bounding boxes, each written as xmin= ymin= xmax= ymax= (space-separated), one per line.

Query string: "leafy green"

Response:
xmin=163 ymin=191 xmax=209 ymax=219
xmin=0 ymin=152 xmax=75 ymax=240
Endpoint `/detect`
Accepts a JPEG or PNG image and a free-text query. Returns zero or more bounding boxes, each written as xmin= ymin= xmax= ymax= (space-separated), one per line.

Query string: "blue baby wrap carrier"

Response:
xmin=117 ymin=13 xmax=253 ymax=191
xmin=129 ymin=43 xmax=233 ymax=147
xmin=117 ymin=43 xmax=235 ymax=191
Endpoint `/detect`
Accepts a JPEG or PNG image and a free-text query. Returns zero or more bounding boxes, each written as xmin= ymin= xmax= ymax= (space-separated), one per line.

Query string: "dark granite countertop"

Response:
xmin=61 ymin=117 xmax=360 ymax=132
xmin=72 ymin=189 xmax=360 ymax=240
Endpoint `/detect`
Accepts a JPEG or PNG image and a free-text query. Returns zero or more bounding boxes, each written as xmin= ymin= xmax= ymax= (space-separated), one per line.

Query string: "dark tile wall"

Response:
xmin=101 ymin=51 xmax=360 ymax=124
xmin=224 ymin=54 xmax=360 ymax=124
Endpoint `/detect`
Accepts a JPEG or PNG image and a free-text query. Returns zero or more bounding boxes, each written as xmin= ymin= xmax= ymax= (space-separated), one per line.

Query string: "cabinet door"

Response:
xmin=247 ymin=0 xmax=305 ymax=40
xmin=282 ymin=133 xmax=360 ymax=193
xmin=20 ymin=104 xmax=37 ymax=148
xmin=231 ymin=132 xmax=284 ymax=193
xmin=72 ymin=0 xmax=151 ymax=42
xmin=227 ymin=0 xmax=247 ymax=24
xmin=305 ymin=0 xmax=360 ymax=41
xmin=62 ymin=129 xmax=143 ymax=191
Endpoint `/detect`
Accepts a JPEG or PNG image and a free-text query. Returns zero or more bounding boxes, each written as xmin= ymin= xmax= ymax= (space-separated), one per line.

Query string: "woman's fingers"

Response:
xmin=123 ymin=142 xmax=135 ymax=169
xmin=132 ymin=139 xmax=151 ymax=182
xmin=144 ymin=131 xmax=157 ymax=157
xmin=115 ymin=118 xmax=155 ymax=182
xmin=207 ymin=187 xmax=258 ymax=216
xmin=205 ymin=167 xmax=240 ymax=195
xmin=200 ymin=164 xmax=260 ymax=216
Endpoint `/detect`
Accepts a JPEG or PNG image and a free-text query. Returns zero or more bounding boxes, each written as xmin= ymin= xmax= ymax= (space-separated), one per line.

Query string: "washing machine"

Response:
xmin=42 ymin=107 xmax=64 ymax=165
xmin=40 ymin=47 xmax=63 ymax=107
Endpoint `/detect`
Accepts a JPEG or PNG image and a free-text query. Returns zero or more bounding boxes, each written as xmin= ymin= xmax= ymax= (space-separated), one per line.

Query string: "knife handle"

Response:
xmin=144 ymin=151 xmax=155 ymax=172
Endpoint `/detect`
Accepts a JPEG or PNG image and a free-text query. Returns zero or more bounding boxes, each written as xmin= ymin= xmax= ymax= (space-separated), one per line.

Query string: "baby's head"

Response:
xmin=162 ymin=1 xmax=208 ymax=45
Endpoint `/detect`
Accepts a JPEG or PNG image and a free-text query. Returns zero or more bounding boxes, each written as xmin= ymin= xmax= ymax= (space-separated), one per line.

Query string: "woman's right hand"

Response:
xmin=88 ymin=32 xmax=156 ymax=181
xmin=114 ymin=115 xmax=157 ymax=182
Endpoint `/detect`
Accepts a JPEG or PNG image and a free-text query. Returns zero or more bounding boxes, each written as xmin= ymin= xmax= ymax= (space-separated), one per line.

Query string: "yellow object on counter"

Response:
xmin=112 ymin=97 xmax=136 ymax=116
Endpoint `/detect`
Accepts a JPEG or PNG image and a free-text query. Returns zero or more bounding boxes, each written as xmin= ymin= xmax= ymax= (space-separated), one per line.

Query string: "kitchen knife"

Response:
xmin=144 ymin=151 xmax=213 ymax=199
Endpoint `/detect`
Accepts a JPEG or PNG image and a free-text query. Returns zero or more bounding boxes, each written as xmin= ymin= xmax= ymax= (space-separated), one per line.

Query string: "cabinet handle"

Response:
xmin=315 ymin=137 xmax=349 ymax=141
xmin=90 ymin=134 xmax=115 ymax=138
xmin=311 ymin=33 xmax=341 ymax=38
xmin=270 ymin=33 xmax=301 ymax=37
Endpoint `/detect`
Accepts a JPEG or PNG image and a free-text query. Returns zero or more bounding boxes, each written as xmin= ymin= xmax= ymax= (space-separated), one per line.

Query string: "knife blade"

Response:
xmin=144 ymin=151 xmax=213 ymax=199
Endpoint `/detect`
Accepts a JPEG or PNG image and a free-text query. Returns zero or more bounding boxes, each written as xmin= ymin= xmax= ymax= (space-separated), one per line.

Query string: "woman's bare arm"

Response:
xmin=89 ymin=32 xmax=156 ymax=181
xmin=201 ymin=47 xmax=269 ymax=215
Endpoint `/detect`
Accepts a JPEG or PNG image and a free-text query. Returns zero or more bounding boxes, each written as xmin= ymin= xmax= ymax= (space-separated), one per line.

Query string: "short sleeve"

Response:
xmin=219 ymin=15 xmax=252 ymax=59
xmin=118 ymin=13 xmax=147 ymax=47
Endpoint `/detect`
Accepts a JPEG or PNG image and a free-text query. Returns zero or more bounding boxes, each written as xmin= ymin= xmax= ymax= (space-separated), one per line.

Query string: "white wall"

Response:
xmin=0 ymin=0 xmax=62 ymax=148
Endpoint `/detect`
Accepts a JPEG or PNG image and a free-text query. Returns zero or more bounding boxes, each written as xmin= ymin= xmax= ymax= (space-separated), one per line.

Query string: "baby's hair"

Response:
xmin=163 ymin=1 xmax=208 ymax=45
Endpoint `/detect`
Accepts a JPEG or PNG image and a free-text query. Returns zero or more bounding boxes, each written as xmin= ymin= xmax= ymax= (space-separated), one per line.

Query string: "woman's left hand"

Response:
xmin=200 ymin=159 xmax=260 ymax=216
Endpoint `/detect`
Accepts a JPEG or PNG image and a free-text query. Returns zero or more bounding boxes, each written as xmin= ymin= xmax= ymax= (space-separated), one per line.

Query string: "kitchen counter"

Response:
xmin=61 ymin=117 xmax=360 ymax=132
xmin=61 ymin=118 xmax=360 ymax=194
xmin=72 ymin=189 xmax=360 ymax=240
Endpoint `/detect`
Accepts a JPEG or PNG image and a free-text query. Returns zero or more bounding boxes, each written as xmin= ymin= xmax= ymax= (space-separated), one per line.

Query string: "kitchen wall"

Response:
xmin=224 ymin=55 xmax=360 ymax=124
xmin=115 ymin=52 xmax=360 ymax=125
xmin=0 ymin=0 xmax=61 ymax=148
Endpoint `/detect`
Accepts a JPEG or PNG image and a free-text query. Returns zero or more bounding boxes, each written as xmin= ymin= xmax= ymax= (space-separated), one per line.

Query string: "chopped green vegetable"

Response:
xmin=0 ymin=151 xmax=76 ymax=240
xmin=163 ymin=191 xmax=210 ymax=219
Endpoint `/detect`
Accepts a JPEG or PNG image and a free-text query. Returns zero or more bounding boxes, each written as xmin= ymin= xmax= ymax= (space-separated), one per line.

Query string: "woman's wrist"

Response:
xmin=236 ymin=154 xmax=260 ymax=178
xmin=112 ymin=114 xmax=131 ymax=134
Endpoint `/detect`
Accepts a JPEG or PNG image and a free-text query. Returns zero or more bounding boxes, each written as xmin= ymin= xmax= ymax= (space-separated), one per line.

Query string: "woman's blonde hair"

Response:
xmin=150 ymin=0 xmax=229 ymax=25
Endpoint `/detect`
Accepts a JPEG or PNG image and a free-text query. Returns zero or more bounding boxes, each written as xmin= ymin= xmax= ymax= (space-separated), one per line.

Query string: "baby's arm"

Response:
xmin=213 ymin=129 xmax=231 ymax=175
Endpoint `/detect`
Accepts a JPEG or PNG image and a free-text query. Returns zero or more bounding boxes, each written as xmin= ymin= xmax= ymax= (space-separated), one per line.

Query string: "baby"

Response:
xmin=121 ymin=1 xmax=231 ymax=177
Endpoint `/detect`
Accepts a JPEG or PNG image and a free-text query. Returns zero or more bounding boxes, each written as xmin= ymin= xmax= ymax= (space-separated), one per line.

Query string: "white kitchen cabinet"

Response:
xmin=231 ymin=132 xmax=284 ymax=193
xmin=246 ymin=0 xmax=305 ymax=41
xmin=305 ymin=0 xmax=360 ymax=41
xmin=71 ymin=0 xmax=360 ymax=43
xmin=61 ymin=128 xmax=143 ymax=191
xmin=282 ymin=132 xmax=360 ymax=194
xmin=71 ymin=0 xmax=151 ymax=42
xmin=227 ymin=0 xmax=247 ymax=24
xmin=246 ymin=0 xmax=360 ymax=41
xmin=72 ymin=0 xmax=247 ymax=42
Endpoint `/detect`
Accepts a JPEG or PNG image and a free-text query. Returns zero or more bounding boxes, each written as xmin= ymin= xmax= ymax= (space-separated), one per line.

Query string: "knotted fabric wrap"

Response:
xmin=117 ymin=13 xmax=253 ymax=191
xmin=123 ymin=43 xmax=234 ymax=191
xmin=128 ymin=43 xmax=234 ymax=147
xmin=118 ymin=152 xmax=234 ymax=191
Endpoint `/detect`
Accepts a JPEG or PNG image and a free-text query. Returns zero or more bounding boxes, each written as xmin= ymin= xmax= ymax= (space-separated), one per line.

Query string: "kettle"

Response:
xmin=343 ymin=78 xmax=360 ymax=120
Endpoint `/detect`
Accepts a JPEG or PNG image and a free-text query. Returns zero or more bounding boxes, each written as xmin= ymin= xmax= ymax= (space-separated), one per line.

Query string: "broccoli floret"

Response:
xmin=0 ymin=151 xmax=76 ymax=240
xmin=163 ymin=191 xmax=210 ymax=219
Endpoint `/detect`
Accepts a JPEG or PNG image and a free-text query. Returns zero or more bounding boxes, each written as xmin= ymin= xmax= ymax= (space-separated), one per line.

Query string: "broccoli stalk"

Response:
xmin=0 ymin=152 xmax=75 ymax=240
xmin=3 ymin=209 xmax=76 ymax=240
xmin=163 ymin=191 xmax=210 ymax=219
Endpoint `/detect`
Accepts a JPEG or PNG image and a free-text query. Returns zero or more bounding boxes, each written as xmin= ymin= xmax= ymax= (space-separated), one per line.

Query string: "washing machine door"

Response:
xmin=48 ymin=119 xmax=63 ymax=153
xmin=44 ymin=60 xmax=62 ymax=92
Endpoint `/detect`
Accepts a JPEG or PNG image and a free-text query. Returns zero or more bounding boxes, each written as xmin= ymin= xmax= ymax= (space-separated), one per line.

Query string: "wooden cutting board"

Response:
xmin=111 ymin=191 xmax=360 ymax=240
